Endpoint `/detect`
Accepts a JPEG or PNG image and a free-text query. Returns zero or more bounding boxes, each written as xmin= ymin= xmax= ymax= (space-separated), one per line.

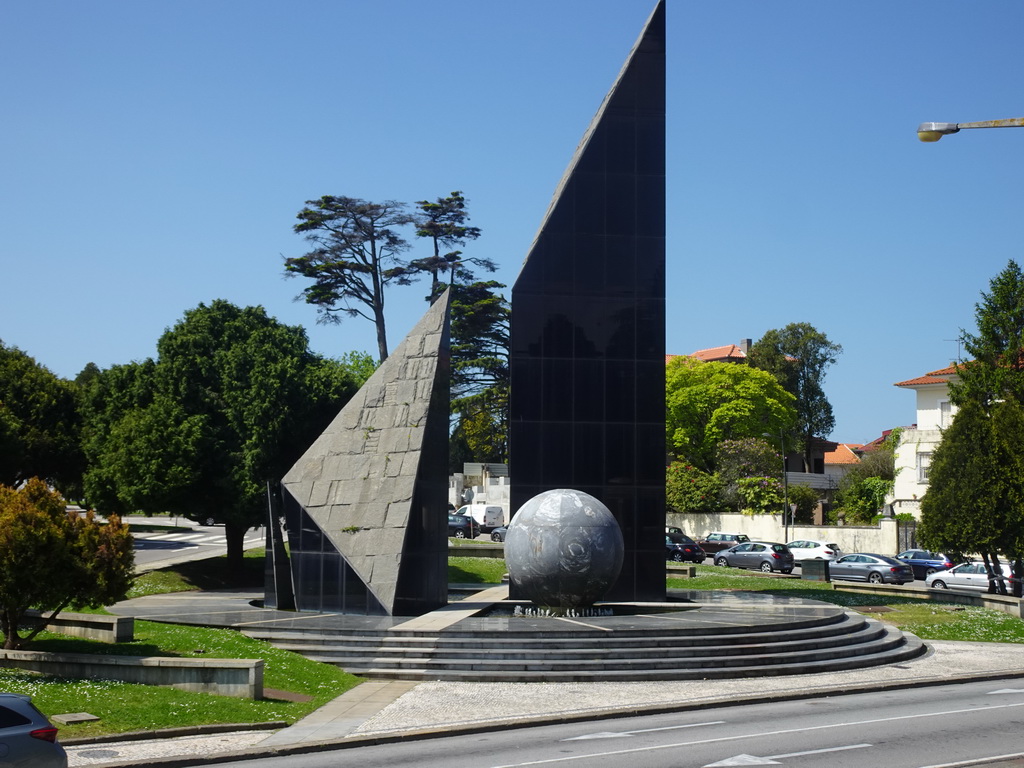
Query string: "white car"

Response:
xmin=926 ymin=562 xmax=1013 ymax=592
xmin=786 ymin=539 xmax=843 ymax=563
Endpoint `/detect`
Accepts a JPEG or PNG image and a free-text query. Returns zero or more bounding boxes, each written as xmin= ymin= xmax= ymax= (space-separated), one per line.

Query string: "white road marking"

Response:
xmin=562 ymin=721 xmax=724 ymax=740
xmin=917 ymin=751 xmax=1024 ymax=768
xmin=702 ymin=743 xmax=872 ymax=766
xmin=490 ymin=700 xmax=1024 ymax=767
xmin=702 ymin=756 xmax=779 ymax=766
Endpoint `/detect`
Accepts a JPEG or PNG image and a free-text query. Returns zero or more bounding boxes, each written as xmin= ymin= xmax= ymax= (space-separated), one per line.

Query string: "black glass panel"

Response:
xmin=510 ymin=0 xmax=665 ymax=602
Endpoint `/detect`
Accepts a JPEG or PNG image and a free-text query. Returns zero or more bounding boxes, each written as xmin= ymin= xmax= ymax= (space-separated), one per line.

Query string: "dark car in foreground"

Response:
xmin=830 ymin=553 xmax=914 ymax=584
xmin=714 ymin=541 xmax=794 ymax=573
xmin=896 ymin=549 xmax=954 ymax=578
xmin=447 ymin=514 xmax=480 ymax=539
xmin=666 ymin=534 xmax=705 ymax=563
xmin=0 ymin=693 xmax=67 ymax=768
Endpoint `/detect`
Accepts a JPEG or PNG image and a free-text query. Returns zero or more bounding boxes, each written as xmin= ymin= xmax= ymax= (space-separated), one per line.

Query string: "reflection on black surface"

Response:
xmin=509 ymin=3 xmax=666 ymax=603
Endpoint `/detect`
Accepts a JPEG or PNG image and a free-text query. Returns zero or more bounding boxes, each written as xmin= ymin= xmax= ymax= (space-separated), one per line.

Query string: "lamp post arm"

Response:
xmin=957 ymin=117 xmax=1024 ymax=131
xmin=918 ymin=117 xmax=1024 ymax=142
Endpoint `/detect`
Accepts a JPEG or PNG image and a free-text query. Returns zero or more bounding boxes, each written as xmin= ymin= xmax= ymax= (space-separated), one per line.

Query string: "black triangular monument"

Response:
xmin=510 ymin=1 xmax=666 ymax=602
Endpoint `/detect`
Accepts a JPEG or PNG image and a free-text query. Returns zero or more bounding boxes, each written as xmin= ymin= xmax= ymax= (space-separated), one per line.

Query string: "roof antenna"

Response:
xmin=944 ymin=338 xmax=963 ymax=362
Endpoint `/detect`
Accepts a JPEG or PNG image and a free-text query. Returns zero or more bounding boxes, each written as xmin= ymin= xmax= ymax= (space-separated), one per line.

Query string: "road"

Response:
xmin=220 ymin=679 xmax=1024 ymax=768
xmin=125 ymin=515 xmax=265 ymax=571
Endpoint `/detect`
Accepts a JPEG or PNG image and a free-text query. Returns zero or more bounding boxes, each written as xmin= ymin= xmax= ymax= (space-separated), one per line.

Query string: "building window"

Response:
xmin=939 ymin=400 xmax=952 ymax=428
xmin=917 ymin=452 xmax=932 ymax=483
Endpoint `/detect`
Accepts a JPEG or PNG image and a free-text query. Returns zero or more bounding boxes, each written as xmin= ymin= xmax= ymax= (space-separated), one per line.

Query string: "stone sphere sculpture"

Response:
xmin=504 ymin=489 xmax=624 ymax=609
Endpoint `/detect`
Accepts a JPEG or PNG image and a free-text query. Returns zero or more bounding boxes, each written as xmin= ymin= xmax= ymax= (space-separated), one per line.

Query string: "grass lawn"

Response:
xmin=11 ymin=618 xmax=361 ymax=739
xmin=448 ymin=556 xmax=507 ymax=584
xmin=671 ymin=564 xmax=1024 ymax=644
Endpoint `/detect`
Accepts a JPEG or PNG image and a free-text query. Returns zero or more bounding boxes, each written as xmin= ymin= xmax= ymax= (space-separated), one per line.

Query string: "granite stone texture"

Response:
xmin=278 ymin=290 xmax=451 ymax=616
xmin=504 ymin=489 xmax=624 ymax=608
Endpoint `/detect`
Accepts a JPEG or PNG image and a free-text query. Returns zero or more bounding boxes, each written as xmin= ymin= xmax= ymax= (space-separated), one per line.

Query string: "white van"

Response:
xmin=455 ymin=504 xmax=504 ymax=534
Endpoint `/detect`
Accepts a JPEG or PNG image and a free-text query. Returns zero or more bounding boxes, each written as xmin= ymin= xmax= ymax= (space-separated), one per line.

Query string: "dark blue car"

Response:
xmin=896 ymin=549 xmax=954 ymax=579
xmin=666 ymin=533 xmax=705 ymax=563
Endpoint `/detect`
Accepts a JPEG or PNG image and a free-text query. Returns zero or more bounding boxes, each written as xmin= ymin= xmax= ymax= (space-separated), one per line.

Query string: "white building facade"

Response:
xmin=890 ymin=365 xmax=958 ymax=518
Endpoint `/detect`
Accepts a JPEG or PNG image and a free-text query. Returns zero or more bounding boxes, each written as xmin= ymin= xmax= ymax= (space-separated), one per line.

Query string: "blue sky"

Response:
xmin=2 ymin=0 xmax=1022 ymax=444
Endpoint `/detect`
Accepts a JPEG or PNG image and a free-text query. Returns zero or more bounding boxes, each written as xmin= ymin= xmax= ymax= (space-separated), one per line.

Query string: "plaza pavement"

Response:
xmin=63 ymin=587 xmax=1024 ymax=768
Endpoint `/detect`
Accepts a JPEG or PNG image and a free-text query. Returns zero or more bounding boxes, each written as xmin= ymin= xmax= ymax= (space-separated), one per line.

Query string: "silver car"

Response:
xmin=829 ymin=553 xmax=915 ymax=585
xmin=926 ymin=562 xmax=1011 ymax=591
xmin=713 ymin=541 xmax=795 ymax=573
xmin=0 ymin=693 xmax=67 ymax=768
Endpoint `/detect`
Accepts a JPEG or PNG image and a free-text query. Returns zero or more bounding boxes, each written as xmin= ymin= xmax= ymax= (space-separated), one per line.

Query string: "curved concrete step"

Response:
xmin=244 ymin=610 xmax=927 ymax=682
xmin=342 ymin=631 xmax=927 ymax=682
xmin=247 ymin=621 xmax=889 ymax=663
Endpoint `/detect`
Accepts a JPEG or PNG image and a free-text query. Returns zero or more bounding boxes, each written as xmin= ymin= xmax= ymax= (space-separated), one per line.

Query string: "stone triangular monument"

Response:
xmin=279 ymin=290 xmax=451 ymax=615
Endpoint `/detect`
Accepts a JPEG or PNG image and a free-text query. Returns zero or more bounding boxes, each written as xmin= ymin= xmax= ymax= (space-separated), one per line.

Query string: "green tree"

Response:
xmin=82 ymin=301 xmax=360 ymax=568
xmin=919 ymin=399 xmax=1002 ymax=568
xmin=921 ymin=262 xmax=1024 ymax=593
xmin=735 ymin=476 xmax=784 ymax=515
xmin=80 ymin=360 xmax=161 ymax=515
xmin=748 ymin=323 xmax=842 ymax=470
xmin=952 ymin=259 xmax=1024 ymax=410
xmin=666 ymin=357 xmax=796 ymax=473
xmin=833 ymin=429 xmax=900 ymax=524
xmin=834 ymin=476 xmax=894 ymax=524
xmin=450 ymin=408 xmax=505 ymax=469
xmin=285 ymin=196 xmax=417 ymax=362
xmin=715 ymin=437 xmax=780 ymax=511
xmin=666 ymin=462 xmax=724 ymax=515
xmin=334 ymin=351 xmax=377 ymax=387
xmin=0 ymin=340 xmax=83 ymax=494
xmin=411 ymin=191 xmax=490 ymax=303
xmin=0 ymin=478 xmax=133 ymax=649
xmin=786 ymin=483 xmax=820 ymax=524
xmin=450 ymin=281 xmax=510 ymax=466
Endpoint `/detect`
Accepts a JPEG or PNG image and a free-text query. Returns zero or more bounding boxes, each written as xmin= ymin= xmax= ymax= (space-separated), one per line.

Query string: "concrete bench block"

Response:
xmin=0 ymin=649 xmax=263 ymax=698
xmin=24 ymin=610 xmax=134 ymax=643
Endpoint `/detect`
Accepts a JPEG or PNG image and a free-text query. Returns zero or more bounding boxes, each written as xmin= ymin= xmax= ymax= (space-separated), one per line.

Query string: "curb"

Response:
xmin=61 ymin=721 xmax=286 ymax=746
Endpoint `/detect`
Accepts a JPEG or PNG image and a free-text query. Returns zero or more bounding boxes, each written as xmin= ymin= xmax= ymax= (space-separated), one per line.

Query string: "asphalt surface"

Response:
xmin=60 ymin=586 xmax=1024 ymax=768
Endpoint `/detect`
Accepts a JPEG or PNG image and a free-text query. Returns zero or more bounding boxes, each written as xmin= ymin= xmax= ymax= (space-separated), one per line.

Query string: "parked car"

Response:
xmin=926 ymin=561 xmax=1012 ymax=592
xmin=666 ymin=534 xmax=705 ymax=563
xmin=786 ymin=539 xmax=843 ymax=563
xmin=666 ymin=526 xmax=683 ymax=534
xmin=896 ymin=549 xmax=954 ymax=579
xmin=490 ymin=526 xmax=508 ymax=542
xmin=713 ymin=541 xmax=795 ymax=573
xmin=447 ymin=514 xmax=480 ymax=539
xmin=0 ymin=693 xmax=67 ymax=768
xmin=830 ymin=553 xmax=915 ymax=585
xmin=455 ymin=504 xmax=504 ymax=534
xmin=697 ymin=532 xmax=751 ymax=560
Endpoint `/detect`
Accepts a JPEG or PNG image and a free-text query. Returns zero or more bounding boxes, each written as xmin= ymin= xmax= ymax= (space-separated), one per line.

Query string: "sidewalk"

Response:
xmin=65 ymin=588 xmax=1024 ymax=767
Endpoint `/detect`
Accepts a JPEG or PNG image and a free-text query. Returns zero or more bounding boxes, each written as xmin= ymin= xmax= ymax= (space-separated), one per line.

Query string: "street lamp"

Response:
xmin=764 ymin=431 xmax=791 ymax=542
xmin=917 ymin=117 xmax=1024 ymax=142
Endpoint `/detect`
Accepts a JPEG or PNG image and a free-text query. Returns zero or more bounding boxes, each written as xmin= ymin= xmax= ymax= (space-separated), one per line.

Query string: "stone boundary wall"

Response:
xmin=23 ymin=610 xmax=133 ymax=643
xmin=669 ymin=512 xmax=901 ymax=556
xmin=0 ymin=650 xmax=263 ymax=698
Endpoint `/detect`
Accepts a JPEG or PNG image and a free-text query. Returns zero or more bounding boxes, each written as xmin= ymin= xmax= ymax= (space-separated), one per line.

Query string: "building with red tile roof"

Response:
xmin=890 ymin=363 xmax=960 ymax=519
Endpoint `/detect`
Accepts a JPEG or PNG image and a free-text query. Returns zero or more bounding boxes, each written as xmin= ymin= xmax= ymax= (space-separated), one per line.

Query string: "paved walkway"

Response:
xmin=63 ymin=588 xmax=1024 ymax=767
